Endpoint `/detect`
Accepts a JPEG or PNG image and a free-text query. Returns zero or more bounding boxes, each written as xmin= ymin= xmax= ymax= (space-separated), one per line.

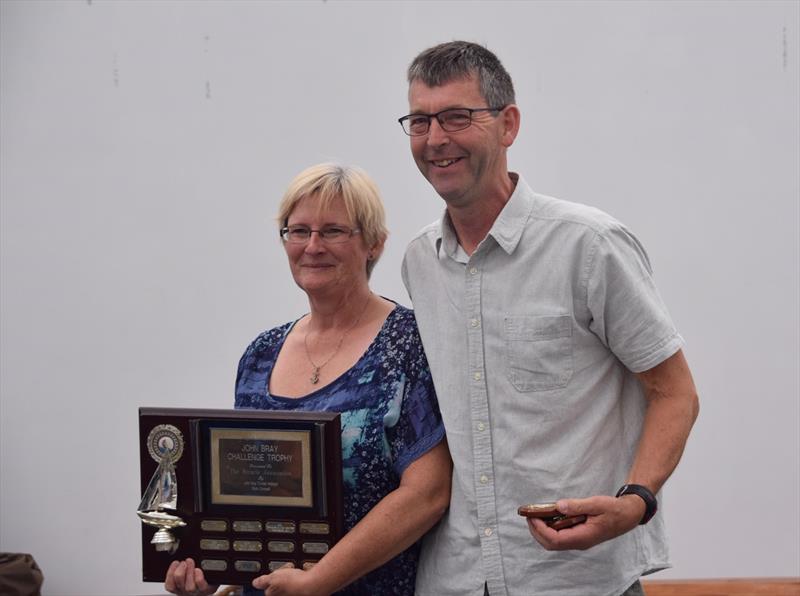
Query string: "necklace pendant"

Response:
xmin=309 ymin=368 xmax=320 ymax=384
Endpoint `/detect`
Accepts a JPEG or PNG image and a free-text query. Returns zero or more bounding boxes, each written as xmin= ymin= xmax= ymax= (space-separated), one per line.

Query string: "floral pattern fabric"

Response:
xmin=235 ymin=303 xmax=444 ymax=596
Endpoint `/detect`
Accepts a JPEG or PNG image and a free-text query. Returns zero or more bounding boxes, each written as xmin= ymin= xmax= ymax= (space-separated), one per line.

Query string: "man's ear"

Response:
xmin=500 ymin=104 xmax=521 ymax=148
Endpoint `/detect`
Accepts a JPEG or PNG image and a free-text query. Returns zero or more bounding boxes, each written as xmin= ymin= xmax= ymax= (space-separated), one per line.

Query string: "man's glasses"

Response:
xmin=398 ymin=107 xmax=505 ymax=136
xmin=280 ymin=225 xmax=361 ymax=244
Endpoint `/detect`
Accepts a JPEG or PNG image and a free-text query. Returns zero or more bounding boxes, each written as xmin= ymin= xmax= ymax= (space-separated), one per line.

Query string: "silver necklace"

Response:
xmin=303 ymin=293 xmax=372 ymax=384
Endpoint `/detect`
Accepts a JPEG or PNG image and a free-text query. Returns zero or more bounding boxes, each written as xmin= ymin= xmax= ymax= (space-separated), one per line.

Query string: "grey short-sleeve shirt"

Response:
xmin=402 ymin=175 xmax=683 ymax=596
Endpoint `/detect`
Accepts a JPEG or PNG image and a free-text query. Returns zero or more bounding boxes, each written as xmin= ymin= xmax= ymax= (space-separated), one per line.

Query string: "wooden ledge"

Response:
xmin=642 ymin=577 xmax=800 ymax=596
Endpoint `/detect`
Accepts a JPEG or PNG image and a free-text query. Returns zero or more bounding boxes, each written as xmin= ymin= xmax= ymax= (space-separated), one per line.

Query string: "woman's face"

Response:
xmin=283 ymin=195 xmax=373 ymax=296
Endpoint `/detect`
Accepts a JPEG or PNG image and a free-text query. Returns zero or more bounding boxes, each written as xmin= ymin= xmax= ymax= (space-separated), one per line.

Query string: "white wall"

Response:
xmin=1 ymin=1 xmax=798 ymax=594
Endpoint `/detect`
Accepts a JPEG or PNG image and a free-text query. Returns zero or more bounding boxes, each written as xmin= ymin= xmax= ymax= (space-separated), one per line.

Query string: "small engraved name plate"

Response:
xmin=200 ymin=560 xmax=227 ymax=572
xmin=235 ymin=560 xmax=261 ymax=573
xmin=200 ymin=539 xmax=230 ymax=551
xmin=265 ymin=520 xmax=296 ymax=534
xmin=267 ymin=540 xmax=295 ymax=553
xmin=302 ymin=541 xmax=329 ymax=555
xmin=233 ymin=520 xmax=262 ymax=533
xmin=268 ymin=561 xmax=295 ymax=572
xmin=200 ymin=520 xmax=228 ymax=532
xmin=299 ymin=522 xmax=330 ymax=535
xmin=233 ymin=540 xmax=262 ymax=552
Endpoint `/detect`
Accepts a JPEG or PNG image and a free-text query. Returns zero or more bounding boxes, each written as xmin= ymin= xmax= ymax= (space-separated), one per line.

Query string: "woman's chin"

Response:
xmin=295 ymin=275 xmax=338 ymax=294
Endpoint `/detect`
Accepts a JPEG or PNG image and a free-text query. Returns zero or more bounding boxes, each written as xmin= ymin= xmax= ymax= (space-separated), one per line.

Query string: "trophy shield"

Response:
xmin=138 ymin=408 xmax=343 ymax=585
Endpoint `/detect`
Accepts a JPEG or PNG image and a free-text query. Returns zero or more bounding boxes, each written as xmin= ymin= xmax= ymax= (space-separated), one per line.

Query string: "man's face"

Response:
xmin=407 ymin=75 xmax=508 ymax=209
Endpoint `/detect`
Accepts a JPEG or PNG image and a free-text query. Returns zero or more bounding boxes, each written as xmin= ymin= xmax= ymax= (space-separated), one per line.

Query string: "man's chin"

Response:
xmin=430 ymin=182 xmax=470 ymax=206
xmin=424 ymin=173 xmax=466 ymax=203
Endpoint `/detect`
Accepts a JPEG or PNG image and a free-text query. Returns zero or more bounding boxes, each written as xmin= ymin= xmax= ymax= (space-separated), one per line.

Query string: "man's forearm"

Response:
xmin=628 ymin=349 xmax=699 ymax=495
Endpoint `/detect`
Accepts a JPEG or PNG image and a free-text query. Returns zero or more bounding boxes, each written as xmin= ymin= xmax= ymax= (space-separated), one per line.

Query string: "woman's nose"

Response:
xmin=304 ymin=231 xmax=326 ymax=253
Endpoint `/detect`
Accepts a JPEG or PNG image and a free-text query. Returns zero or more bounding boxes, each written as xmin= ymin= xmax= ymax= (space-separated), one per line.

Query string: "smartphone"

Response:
xmin=517 ymin=503 xmax=587 ymax=530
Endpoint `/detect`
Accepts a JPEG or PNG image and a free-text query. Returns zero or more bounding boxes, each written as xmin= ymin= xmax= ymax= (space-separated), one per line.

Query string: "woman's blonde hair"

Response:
xmin=277 ymin=163 xmax=389 ymax=277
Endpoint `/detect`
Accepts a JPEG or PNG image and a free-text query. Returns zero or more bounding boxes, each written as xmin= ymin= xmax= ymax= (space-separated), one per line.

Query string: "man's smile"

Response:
xmin=430 ymin=157 xmax=463 ymax=168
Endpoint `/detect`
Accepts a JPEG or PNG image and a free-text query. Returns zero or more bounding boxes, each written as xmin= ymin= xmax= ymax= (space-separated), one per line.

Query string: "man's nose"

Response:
xmin=426 ymin=117 xmax=450 ymax=147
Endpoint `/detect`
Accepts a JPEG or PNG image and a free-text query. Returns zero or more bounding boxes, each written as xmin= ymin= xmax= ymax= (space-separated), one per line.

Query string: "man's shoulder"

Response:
xmin=404 ymin=219 xmax=441 ymax=256
xmin=408 ymin=219 xmax=441 ymax=241
xmin=529 ymin=191 xmax=625 ymax=237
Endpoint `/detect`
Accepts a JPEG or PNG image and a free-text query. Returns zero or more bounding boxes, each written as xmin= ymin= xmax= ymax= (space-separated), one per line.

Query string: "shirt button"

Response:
xmin=473 ymin=372 xmax=482 ymax=381
xmin=477 ymin=422 xmax=486 ymax=431
xmin=469 ymin=267 xmax=478 ymax=275
xmin=484 ymin=527 xmax=493 ymax=537
xmin=480 ymin=475 xmax=489 ymax=484
xmin=470 ymin=318 xmax=480 ymax=328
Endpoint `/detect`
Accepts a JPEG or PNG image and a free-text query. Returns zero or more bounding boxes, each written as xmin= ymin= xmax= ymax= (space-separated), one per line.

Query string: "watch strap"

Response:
xmin=615 ymin=483 xmax=658 ymax=525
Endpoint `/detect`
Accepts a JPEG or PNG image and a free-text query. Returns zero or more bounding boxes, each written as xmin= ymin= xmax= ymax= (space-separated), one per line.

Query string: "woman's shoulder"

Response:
xmin=382 ymin=300 xmax=417 ymax=328
xmin=379 ymin=301 xmax=425 ymax=342
xmin=374 ymin=300 xmax=427 ymax=359
xmin=242 ymin=320 xmax=296 ymax=358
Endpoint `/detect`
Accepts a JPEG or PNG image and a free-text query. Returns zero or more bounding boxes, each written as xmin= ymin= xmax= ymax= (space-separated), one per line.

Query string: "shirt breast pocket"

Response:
xmin=504 ymin=315 xmax=573 ymax=392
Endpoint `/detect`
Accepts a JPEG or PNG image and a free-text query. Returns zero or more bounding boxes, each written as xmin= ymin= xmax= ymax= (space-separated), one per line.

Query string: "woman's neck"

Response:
xmin=304 ymin=286 xmax=374 ymax=332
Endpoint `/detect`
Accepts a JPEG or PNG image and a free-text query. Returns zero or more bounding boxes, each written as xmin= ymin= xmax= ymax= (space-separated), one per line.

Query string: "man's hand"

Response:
xmin=164 ymin=558 xmax=218 ymax=596
xmin=251 ymin=566 xmax=326 ymax=596
xmin=525 ymin=495 xmax=645 ymax=551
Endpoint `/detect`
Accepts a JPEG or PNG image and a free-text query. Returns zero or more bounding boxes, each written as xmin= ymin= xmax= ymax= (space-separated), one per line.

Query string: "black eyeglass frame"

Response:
xmin=397 ymin=106 xmax=506 ymax=136
xmin=279 ymin=225 xmax=362 ymax=244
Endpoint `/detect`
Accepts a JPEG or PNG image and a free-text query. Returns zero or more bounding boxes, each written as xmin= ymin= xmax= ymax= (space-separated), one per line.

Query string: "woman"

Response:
xmin=166 ymin=163 xmax=451 ymax=596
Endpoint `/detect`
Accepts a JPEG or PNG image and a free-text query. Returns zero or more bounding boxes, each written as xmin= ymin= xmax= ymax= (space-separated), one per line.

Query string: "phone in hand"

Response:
xmin=517 ymin=502 xmax=587 ymax=530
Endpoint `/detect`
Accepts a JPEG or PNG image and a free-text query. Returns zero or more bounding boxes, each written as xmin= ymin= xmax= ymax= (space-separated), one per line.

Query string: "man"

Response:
xmin=400 ymin=41 xmax=699 ymax=596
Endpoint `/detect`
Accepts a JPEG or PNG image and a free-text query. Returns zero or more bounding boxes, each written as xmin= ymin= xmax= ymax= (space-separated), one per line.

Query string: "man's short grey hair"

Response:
xmin=407 ymin=41 xmax=516 ymax=107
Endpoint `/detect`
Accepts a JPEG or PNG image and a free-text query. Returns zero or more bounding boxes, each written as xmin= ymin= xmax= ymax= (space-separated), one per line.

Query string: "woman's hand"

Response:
xmin=251 ymin=566 xmax=326 ymax=596
xmin=164 ymin=558 xmax=219 ymax=596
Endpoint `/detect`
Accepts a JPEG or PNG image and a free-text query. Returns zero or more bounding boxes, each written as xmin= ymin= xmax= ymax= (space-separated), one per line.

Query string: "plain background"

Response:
xmin=1 ymin=1 xmax=798 ymax=594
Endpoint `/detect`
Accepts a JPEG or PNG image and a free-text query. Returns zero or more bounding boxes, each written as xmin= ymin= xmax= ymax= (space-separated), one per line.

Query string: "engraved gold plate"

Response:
xmin=267 ymin=540 xmax=295 ymax=553
xmin=299 ymin=522 xmax=330 ymax=535
xmin=200 ymin=539 xmax=230 ymax=551
xmin=233 ymin=540 xmax=263 ymax=552
xmin=302 ymin=541 xmax=329 ymax=555
xmin=268 ymin=561 xmax=295 ymax=572
xmin=210 ymin=428 xmax=313 ymax=508
xmin=200 ymin=559 xmax=227 ymax=572
xmin=201 ymin=520 xmax=228 ymax=532
xmin=265 ymin=520 xmax=296 ymax=534
xmin=235 ymin=560 xmax=261 ymax=573
xmin=233 ymin=520 xmax=262 ymax=533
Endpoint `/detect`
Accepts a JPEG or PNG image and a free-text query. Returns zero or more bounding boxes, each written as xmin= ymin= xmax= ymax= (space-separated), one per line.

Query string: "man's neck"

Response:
xmin=447 ymin=172 xmax=518 ymax=255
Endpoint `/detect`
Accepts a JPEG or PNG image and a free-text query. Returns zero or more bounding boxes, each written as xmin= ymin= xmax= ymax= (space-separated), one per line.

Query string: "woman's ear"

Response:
xmin=368 ymin=236 xmax=387 ymax=261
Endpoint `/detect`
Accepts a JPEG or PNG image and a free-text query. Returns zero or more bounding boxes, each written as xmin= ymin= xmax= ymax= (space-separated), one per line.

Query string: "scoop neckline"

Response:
xmin=266 ymin=302 xmax=400 ymax=402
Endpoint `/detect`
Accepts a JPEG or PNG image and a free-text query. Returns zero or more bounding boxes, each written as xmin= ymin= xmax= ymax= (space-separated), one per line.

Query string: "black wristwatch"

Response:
xmin=615 ymin=483 xmax=658 ymax=525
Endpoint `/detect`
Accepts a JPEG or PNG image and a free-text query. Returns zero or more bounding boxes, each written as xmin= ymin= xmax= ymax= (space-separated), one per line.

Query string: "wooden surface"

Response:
xmin=642 ymin=578 xmax=800 ymax=596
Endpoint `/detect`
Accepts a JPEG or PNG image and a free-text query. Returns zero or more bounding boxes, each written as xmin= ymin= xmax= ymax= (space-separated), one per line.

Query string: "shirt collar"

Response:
xmin=435 ymin=173 xmax=537 ymax=260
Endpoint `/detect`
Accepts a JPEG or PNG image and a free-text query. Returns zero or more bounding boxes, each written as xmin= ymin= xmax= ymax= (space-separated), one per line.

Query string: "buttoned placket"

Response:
xmin=464 ymin=249 xmax=507 ymax=595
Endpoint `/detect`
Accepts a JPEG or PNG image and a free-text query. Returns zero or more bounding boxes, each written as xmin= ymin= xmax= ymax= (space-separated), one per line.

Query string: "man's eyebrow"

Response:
xmin=406 ymin=105 xmax=468 ymax=115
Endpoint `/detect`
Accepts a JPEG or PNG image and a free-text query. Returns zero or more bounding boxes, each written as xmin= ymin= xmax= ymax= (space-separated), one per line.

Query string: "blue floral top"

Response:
xmin=235 ymin=303 xmax=445 ymax=595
